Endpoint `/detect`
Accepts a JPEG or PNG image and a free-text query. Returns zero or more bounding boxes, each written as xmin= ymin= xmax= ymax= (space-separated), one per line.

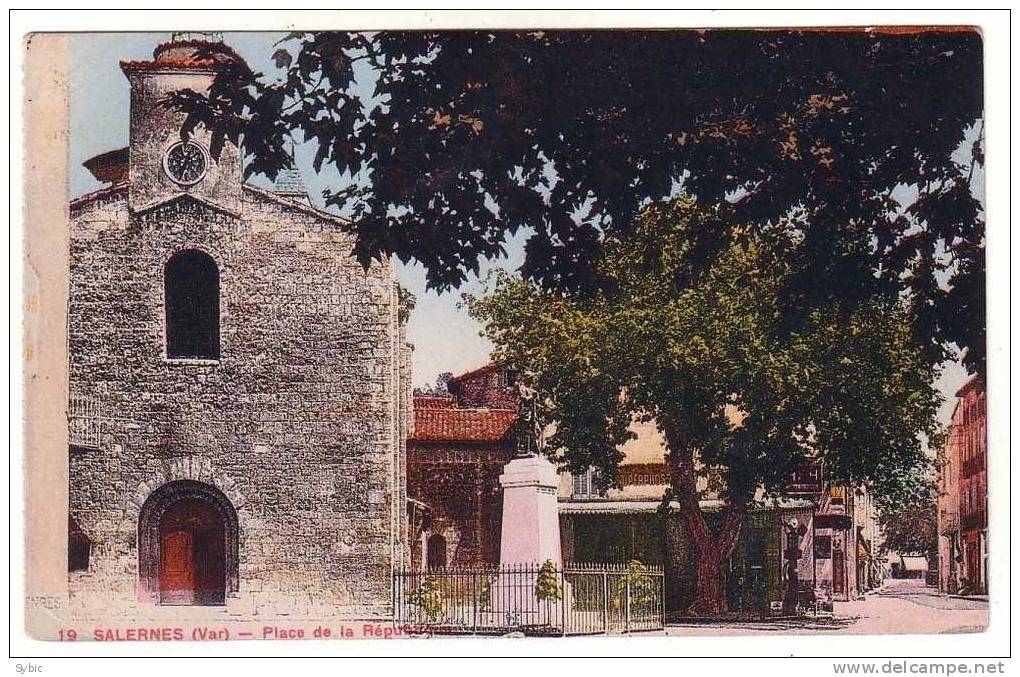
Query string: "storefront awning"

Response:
xmin=558 ymin=496 xmax=815 ymax=516
xmin=558 ymin=500 xmax=666 ymax=515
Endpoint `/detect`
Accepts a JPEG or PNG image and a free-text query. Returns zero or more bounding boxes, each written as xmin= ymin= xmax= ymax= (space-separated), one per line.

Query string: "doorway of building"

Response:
xmin=426 ymin=533 xmax=447 ymax=570
xmin=138 ymin=479 xmax=238 ymax=606
xmin=965 ymin=536 xmax=982 ymax=592
xmin=832 ymin=541 xmax=846 ymax=598
xmin=158 ymin=496 xmax=226 ymax=605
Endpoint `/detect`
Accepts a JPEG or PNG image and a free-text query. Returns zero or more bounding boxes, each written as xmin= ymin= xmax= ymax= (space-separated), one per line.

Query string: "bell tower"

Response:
xmin=121 ymin=34 xmax=243 ymax=215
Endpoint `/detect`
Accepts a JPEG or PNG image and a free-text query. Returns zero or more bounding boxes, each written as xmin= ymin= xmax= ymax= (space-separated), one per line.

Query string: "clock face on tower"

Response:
xmin=163 ymin=141 xmax=208 ymax=185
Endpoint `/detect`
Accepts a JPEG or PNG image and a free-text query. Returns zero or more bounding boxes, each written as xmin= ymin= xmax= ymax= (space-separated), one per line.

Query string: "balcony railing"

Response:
xmin=68 ymin=394 xmax=102 ymax=450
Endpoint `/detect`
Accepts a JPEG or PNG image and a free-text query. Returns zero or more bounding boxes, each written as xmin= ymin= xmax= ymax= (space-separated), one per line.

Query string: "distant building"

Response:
xmin=415 ymin=363 xmax=887 ymax=613
xmin=785 ymin=464 xmax=884 ymax=602
xmin=937 ymin=399 xmax=962 ymax=593
xmin=407 ymin=365 xmax=518 ymax=568
xmin=853 ymin=484 xmax=885 ymax=592
xmin=556 ymin=417 xmax=685 ymax=610
xmin=937 ymin=375 xmax=987 ymax=594
xmin=888 ymin=554 xmax=930 ymax=579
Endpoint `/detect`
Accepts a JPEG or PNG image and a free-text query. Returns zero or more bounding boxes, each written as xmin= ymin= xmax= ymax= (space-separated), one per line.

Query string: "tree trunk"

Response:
xmin=680 ymin=501 xmax=745 ymax=616
xmin=688 ymin=538 xmax=728 ymax=615
xmin=663 ymin=430 xmax=747 ymax=616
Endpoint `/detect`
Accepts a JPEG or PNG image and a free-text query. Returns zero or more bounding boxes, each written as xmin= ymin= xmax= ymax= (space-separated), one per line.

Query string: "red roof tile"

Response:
xmin=120 ymin=58 xmax=220 ymax=71
xmin=121 ymin=39 xmax=246 ymax=73
xmin=152 ymin=39 xmax=244 ymax=64
xmin=83 ymin=147 xmax=128 ymax=184
xmin=414 ymin=396 xmax=457 ymax=410
xmin=447 ymin=363 xmax=501 ymax=384
xmin=411 ymin=407 xmax=517 ymax=443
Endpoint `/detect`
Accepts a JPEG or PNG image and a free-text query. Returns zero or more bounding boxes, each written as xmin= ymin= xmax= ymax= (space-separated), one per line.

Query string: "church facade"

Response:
xmin=66 ymin=37 xmax=411 ymax=619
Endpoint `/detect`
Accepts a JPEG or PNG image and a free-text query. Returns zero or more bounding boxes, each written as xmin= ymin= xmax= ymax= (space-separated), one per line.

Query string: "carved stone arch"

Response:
xmin=123 ymin=457 xmax=246 ymax=530
xmin=137 ymin=479 xmax=239 ymax=603
xmin=160 ymin=241 xmax=220 ymax=268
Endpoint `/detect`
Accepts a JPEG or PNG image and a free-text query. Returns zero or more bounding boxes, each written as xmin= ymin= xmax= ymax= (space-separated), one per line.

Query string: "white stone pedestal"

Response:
xmin=490 ymin=455 xmax=570 ymax=629
xmin=498 ymin=455 xmax=563 ymax=567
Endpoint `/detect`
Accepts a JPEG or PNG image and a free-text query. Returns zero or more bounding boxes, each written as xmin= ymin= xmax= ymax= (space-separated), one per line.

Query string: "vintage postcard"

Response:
xmin=16 ymin=11 xmax=1004 ymax=659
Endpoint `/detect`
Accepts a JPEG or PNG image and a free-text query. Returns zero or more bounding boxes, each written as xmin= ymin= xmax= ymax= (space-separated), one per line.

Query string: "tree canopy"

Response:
xmin=466 ymin=199 xmax=942 ymax=500
xmin=413 ymin=371 xmax=454 ymax=397
xmin=466 ymin=198 xmax=943 ymax=612
xmin=171 ymin=29 xmax=985 ymax=372
xmin=877 ymin=478 xmax=939 ymax=558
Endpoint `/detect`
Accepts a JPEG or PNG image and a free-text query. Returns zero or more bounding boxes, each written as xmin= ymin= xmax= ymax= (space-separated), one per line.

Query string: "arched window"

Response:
xmin=426 ymin=533 xmax=447 ymax=570
xmin=165 ymin=250 xmax=219 ymax=359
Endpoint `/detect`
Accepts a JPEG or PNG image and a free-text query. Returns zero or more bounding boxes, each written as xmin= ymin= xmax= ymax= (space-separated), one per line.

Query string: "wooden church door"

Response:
xmin=158 ymin=496 xmax=226 ymax=605
xmin=160 ymin=530 xmax=196 ymax=605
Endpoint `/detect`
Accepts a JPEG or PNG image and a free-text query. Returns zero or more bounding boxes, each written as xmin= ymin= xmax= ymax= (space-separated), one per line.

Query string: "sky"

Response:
xmin=68 ymin=32 xmax=972 ymax=426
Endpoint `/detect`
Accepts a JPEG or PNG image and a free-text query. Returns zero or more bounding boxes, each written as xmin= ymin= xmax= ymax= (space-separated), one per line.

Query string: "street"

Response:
xmin=665 ymin=579 xmax=988 ymax=636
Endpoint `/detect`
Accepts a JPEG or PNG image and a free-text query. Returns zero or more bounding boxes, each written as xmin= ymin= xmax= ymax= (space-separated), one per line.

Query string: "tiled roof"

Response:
xmin=152 ymin=38 xmax=244 ymax=63
xmin=83 ymin=147 xmax=129 ymax=184
xmin=447 ymin=363 xmax=501 ymax=384
xmin=120 ymin=58 xmax=219 ymax=71
xmin=414 ymin=396 xmax=457 ymax=410
xmin=121 ymin=39 xmax=246 ymax=73
xmin=69 ymin=183 xmax=129 ymax=211
xmin=411 ymin=402 xmax=516 ymax=443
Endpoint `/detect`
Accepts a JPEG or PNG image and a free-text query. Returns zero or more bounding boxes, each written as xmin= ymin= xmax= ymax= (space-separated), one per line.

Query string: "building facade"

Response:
xmin=937 ymin=401 xmax=962 ymax=594
xmin=66 ymin=37 xmax=411 ymax=619
xmin=852 ymin=484 xmax=885 ymax=593
xmin=405 ymin=363 xmax=885 ymax=614
xmin=558 ymin=420 xmax=816 ymax=616
xmin=786 ymin=464 xmax=884 ymax=602
xmin=937 ymin=375 xmax=987 ymax=594
xmin=406 ymin=365 xmax=518 ymax=568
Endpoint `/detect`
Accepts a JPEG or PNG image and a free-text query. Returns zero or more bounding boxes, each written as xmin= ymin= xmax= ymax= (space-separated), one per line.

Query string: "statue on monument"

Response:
xmin=514 ymin=373 xmax=542 ymax=458
xmin=497 ymin=370 xmax=562 ymax=569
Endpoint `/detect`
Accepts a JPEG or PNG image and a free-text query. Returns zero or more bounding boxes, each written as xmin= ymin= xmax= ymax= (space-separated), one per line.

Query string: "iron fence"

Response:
xmin=393 ymin=561 xmax=664 ymax=636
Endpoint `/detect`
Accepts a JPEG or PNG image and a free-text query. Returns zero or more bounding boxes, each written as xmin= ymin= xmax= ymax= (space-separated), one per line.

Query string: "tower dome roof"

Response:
xmin=121 ymin=33 xmax=246 ymax=72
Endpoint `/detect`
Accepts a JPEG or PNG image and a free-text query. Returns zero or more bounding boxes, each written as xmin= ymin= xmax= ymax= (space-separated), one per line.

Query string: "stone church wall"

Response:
xmin=67 ymin=186 xmax=407 ymax=619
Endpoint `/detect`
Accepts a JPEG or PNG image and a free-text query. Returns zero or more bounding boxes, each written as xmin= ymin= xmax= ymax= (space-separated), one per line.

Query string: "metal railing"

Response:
xmin=393 ymin=561 xmax=664 ymax=636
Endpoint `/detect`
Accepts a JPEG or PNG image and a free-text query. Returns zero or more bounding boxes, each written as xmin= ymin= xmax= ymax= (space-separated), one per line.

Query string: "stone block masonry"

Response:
xmin=67 ymin=185 xmax=409 ymax=620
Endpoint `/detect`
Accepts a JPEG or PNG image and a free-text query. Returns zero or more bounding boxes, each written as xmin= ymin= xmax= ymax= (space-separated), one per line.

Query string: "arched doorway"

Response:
xmin=138 ymin=480 xmax=238 ymax=605
xmin=426 ymin=533 xmax=447 ymax=570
